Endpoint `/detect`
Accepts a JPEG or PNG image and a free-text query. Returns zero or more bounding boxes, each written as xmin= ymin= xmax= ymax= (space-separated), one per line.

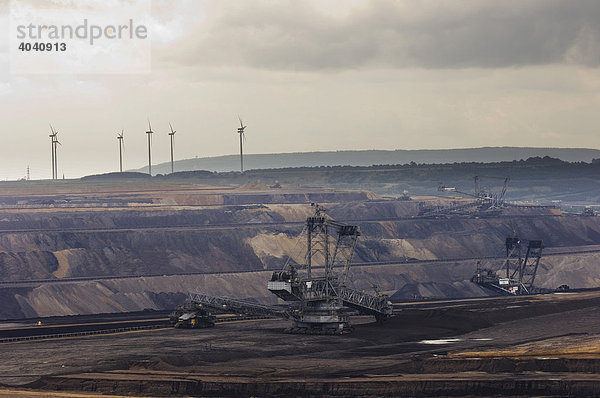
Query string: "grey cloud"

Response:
xmin=163 ymin=0 xmax=600 ymax=70
xmin=389 ymin=0 xmax=600 ymax=68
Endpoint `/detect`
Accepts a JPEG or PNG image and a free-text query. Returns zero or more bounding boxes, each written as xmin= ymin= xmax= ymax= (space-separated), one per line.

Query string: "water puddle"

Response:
xmin=420 ymin=338 xmax=463 ymax=345
xmin=419 ymin=337 xmax=493 ymax=345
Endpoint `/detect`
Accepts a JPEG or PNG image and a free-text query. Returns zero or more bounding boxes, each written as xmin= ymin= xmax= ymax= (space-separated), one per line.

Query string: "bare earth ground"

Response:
xmin=1 ymin=181 xmax=600 ymax=396
xmin=2 ymin=291 xmax=600 ymax=397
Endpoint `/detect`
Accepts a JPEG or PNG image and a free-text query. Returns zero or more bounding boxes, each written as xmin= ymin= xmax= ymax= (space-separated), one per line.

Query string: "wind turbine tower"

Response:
xmin=146 ymin=120 xmax=153 ymax=175
xmin=168 ymin=123 xmax=176 ymax=174
xmin=49 ymin=126 xmax=56 ymax=179
xmin=117 ymin=130 xmax=124 ymax=173
xmin=237 ymin=116 xmax=247 ymax=173
xmin=49 ymin=125 xmax=60 ymax=180
xmin=53 ymin=131 xmax=61 ymax=180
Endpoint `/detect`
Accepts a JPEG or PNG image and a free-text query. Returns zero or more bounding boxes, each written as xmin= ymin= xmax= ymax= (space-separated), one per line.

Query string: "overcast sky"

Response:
xmin=1 ymin=0 xmax=600 ymax=180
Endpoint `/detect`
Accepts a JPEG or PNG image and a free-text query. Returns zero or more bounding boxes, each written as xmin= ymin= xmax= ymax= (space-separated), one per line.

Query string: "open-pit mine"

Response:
xmin=2 ymin=176 xmax=600 ymax=397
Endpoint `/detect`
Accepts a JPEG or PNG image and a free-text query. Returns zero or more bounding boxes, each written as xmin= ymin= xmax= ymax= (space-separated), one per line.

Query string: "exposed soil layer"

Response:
xmin=2 ymin=181 xmax=600 ymax=396
xmin=4 ymin=248 xmax=600 ymax=320
xmin=1 ymin=183 xmax=600 ymax=319
xmin=1 ymin=291 xmax=599 ymax=397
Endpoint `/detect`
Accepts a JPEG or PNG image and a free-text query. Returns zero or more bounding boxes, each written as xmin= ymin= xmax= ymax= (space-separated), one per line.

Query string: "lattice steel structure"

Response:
xmin=268 ymin=204 xmax=392 ymax=334
xmin=473 ymin=236 xmax=544 ymax=295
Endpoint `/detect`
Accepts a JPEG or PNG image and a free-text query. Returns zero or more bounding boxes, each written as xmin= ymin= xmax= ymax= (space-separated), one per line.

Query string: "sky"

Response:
xmin=1 ymin=0 xmax=600 ymax=180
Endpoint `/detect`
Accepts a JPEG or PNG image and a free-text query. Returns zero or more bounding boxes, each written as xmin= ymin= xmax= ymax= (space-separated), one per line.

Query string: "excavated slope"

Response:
xmin=0 ymin=187 xmax=599 ymax=319
xmin=3 ymin=250 xmax=600 ymax=319
xmin=1 ymin=210 xmax=599 ymax=282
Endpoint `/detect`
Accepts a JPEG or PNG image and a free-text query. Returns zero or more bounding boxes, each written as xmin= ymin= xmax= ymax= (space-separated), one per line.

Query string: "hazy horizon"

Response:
xmin=2 ymin=1 xmax=600 ymax=180
xmin=127 ymin=146 xmax=600 ymax=176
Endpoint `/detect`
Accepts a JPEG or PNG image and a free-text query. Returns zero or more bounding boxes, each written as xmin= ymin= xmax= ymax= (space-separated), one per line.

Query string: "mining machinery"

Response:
xmin=187 ymin=292 xmax=291 ymax=319
xmin=473 ymin=175 xmax=510 ymax=208
xmin=426 ymin=176 xmax=510 ymax=217
xmin=180 ymin=204 xmax=392 ymax=335
xmin=267 ymin=204 xmax=392 ymax=334
xmin=583 ymin=206 xmax=596 ymax=216
xmin=169 ymin=302 xmax=216 ymax=328
xmin=472 ymin=236 xmax=544 ymax=295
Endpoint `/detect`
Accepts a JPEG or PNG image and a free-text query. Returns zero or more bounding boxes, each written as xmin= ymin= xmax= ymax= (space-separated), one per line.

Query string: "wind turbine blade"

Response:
xmin=148 ymin=119 xmax=152 ymax=132
xmin=238 ymin=115 xmax=244 ymax=128
xmin=169 ymin=122 xmax=174 ymax=133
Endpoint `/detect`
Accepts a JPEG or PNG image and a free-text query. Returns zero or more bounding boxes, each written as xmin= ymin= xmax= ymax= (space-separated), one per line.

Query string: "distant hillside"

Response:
xmin=132 ymin=147 xmax=600 ymax=175
xmin=125 ymin=156 xmax=600 ymax=203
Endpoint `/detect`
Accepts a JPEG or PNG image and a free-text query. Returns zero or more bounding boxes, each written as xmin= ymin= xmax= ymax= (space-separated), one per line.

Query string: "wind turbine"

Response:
xmin=53 ymin=131 xmax=61 ymax=180
xmin=168 ymin=123 xmax=176 ymax=174
xmin=117 ymin=129 xmax=124 ymax=173
xmin=49 ymin=125 xmax=56 ymax=179
xmin=49 ymin=125 xmax=60 ymax=180
xmin=237 ymin=116 xmax=247 ymax=173
xmin=146 ymin=120 xmax=153 ymax=175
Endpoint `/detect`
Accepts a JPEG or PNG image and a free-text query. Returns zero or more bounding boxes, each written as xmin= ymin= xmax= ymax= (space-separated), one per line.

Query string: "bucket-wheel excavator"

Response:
xmin=267 ymin=204 xmax=392 ymax=334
